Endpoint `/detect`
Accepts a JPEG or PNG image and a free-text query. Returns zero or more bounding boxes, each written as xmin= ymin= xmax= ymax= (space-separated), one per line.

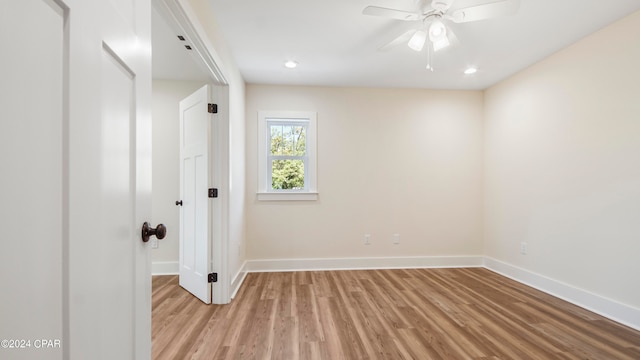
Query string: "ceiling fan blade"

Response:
xmin=378 ymin=29 xmax=417 ymax=51
xmin=363 ymin=6 xmax=422 ymax=21
xmin=448 ymin=0 xmax=519 ymax=23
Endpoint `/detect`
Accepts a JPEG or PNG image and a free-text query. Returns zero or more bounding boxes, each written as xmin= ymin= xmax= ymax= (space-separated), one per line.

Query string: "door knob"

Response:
xmin=175 ymin=200 xmax=183 ymax=206
xmin=141 ymin=222 xmax=166 ymax=243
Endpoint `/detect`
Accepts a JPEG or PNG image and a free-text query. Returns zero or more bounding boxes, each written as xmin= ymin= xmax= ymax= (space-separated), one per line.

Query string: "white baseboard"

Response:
xmin=155 ymin=256 xmax=639 ymax=331
xmin=484 ymin=257 xmax=640 ymax=331
xmin=152 ymin=261 xmax=179 ymax=275
xmin=230 ymin=261 xmax=248 ymax=299
xmin=245 ymin=255 xmax=484 ymax=273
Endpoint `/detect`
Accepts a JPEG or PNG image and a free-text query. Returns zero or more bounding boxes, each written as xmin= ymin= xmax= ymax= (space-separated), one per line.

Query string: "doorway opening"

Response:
xmin=150 ymin=0 xmax=230 ymax=304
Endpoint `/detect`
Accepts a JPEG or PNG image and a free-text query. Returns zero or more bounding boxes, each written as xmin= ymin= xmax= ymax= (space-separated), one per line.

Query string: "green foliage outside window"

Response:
xmin=272 ymin=160 xmax=304 ymax=189
xmin=270 ymin=124 xmax=306 ymax=190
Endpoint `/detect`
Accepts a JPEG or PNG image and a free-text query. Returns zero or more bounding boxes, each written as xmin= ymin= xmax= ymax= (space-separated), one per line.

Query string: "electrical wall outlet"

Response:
xmin=364 ymin=234 xmax=371 ymax=245
xmin=520 ymin=242 xmax=527 ymax=255
xmin=393 ymin=233 xmax=400 ymax=244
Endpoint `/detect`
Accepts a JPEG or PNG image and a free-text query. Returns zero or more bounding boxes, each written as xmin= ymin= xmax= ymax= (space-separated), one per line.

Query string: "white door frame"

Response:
xmin=154 ymin=0 xmax=231 ymax=304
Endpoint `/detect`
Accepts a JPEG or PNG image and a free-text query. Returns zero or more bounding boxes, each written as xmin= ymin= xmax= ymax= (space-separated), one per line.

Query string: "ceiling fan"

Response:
xmin=363 ymin=0 xmax=520 ymax=69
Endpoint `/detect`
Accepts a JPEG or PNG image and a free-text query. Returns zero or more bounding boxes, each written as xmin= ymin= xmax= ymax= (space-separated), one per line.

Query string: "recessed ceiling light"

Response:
xmin=464 ymin=67 xmax=478 ymax=75
xmin=284 ymin=60 xmax=298 ymax=69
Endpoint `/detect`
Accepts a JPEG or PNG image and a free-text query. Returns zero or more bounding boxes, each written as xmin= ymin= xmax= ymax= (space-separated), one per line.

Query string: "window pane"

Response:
xmin=271 ymin=159 xmax=305 ymax=190
xmin=270 ymin=125 xmax=283 ymax=155
xmin=269 ymin=123 xmax=306 ymax=156
xmin=292 ymin=126 xmax=306 ymax=156
xmin=282 ymin=125 xmax=293 ymax=154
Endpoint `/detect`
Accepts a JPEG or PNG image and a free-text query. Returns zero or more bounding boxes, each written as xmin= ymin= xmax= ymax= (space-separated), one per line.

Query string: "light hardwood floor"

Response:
xmin=152 ymin=268 xmax=640 ymax=359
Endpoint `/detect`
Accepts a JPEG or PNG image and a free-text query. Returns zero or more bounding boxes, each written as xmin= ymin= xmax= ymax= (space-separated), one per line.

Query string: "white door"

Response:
xmin=0 ymin=0 xmax=152 ymax=359
xmin=179 ymin=85 xmax=212 ymax=304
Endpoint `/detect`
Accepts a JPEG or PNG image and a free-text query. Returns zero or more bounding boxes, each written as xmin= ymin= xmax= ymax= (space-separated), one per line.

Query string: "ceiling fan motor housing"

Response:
xmin=431 ymin=0 xmax=453 ymax=12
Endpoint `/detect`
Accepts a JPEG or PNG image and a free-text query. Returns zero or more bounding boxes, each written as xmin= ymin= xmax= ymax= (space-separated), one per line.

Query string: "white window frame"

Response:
xmin=266 ymin=119 xmax=309 ymax=191
xmin=258 ymin=111 xmax=317 ymax=201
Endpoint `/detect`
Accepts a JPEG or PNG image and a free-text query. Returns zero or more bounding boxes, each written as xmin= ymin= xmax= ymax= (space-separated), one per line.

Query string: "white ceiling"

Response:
xmin=207 ymin=0 xmax=640 ymax=90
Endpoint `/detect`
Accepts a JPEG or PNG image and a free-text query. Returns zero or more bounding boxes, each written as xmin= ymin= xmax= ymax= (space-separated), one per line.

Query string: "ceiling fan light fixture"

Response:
xmin=407 ymin=30 xmax=427 ymax=51
xmin=432 ymin=37 xmax=450 ymax=52
xmin=428 ymin=20 xmax=446 ymax=41
xmin=428 ymin=19 xmax=450 ymax=52
xmin=429 ymin=19 xmax=451 ymax=51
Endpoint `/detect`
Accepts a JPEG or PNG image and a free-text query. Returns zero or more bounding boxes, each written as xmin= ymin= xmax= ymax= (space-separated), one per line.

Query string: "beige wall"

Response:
xmin=246 ymin=85 xmax=484 ymax=260
xmin=152 ymin=79 xmax=206 ymax=265
xmin=484 ymin=11 xmax=640 ymax=308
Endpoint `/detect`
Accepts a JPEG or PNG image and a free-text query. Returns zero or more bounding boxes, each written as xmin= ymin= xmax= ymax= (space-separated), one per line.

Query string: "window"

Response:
xmin=258 ymin=111 xmax=317 ymax=200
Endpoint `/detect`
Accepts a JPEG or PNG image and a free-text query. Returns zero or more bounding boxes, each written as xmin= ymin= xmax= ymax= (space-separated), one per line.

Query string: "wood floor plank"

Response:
xmin=401 ymin=289 xmax=485 ymax=359
xmin=152 ymin=268 xmax=640 ymax=359
xmin=324 ymin=293 xmax=369 ymax=359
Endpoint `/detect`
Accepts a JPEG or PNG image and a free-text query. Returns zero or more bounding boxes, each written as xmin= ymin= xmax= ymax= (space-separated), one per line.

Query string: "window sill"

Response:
xmin=257 ymin=192 xmax=318 ymax=201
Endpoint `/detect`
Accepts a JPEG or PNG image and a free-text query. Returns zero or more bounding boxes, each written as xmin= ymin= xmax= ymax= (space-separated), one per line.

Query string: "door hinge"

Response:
xmin=208 ymin=103 xmax=218 ymax=114
xmin=208 ymin=273 xmax=218 ymax=283
xmin=208 ymin=188 xmax=218 ymax=198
